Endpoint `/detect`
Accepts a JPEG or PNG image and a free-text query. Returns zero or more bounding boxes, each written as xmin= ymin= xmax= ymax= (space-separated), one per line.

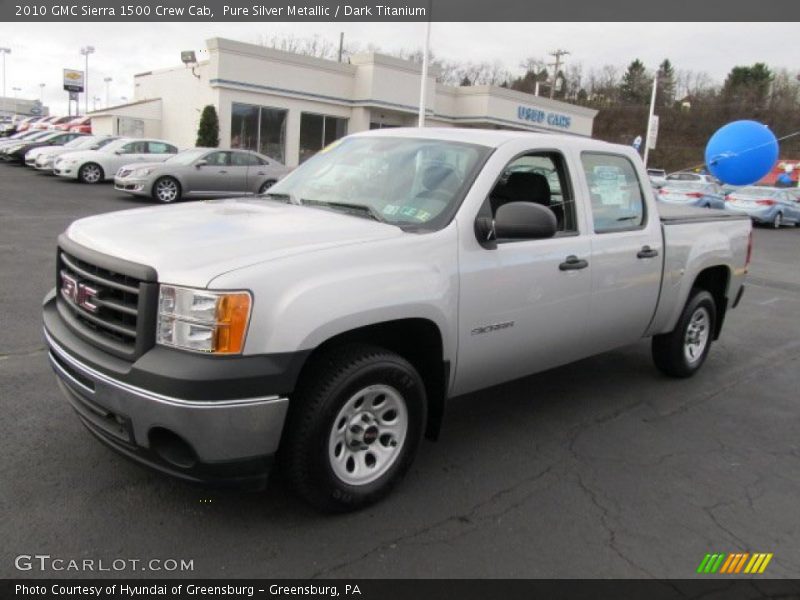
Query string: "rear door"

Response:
xmin=227 ymin=151 xmax=257 ymax=194
xmin=580 ymin=152 xmax=663 ymax=354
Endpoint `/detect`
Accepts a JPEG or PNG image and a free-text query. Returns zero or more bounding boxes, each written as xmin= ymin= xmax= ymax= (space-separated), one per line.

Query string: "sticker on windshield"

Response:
xmin=318 ymin=139 xmax=344 ymax=155
xmin=382 ymin=204 xmax=400 ymax=216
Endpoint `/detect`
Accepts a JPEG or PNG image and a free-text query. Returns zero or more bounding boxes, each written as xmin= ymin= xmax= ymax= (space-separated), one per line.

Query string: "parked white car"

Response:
xmin=32 ymin=136 xmax=118 ymax=172
xmin=53 ymin=138 xmax=179 ymax=183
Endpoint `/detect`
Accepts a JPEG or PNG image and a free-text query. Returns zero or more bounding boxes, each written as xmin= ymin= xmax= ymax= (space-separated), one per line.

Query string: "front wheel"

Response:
xmin=153 ymin=176 xmax=181 ymax=203
xmin=78 ymin=162 xmax=104 ymax=184
xmin=652 ymin=289 xmax=716 ymax=378
xmin=282 ymin=344 xmax=426 ymax=512
xmin=772 ymin=212 xmax=783 ymax=229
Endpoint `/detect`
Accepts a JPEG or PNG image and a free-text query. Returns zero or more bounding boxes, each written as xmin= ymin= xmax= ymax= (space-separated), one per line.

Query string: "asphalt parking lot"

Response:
xmin=1 ymin=163 xmax=799 ymax=579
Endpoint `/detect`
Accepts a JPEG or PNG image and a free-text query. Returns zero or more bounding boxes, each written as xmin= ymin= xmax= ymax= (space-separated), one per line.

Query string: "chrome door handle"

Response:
xmin=637 ymin=245 xmax=659 ymax=259
xmin=559 ymin=255 xmax=589 ymax=271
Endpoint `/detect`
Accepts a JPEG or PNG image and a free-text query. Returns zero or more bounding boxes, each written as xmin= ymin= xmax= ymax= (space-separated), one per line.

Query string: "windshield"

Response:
xmin=166 ymin=149 xmax=207 ymax=165
xmin=737 ymin=187 xmax=774 ymax=197
xmin=64 ymin=136 xmax=92 ymax=148
xmin=267 ymin=136 xmax=489 ymax=231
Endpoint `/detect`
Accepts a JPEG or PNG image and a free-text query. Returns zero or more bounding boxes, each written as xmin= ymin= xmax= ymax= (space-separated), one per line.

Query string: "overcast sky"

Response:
xmin=0 ymin=22 xmax=796 ymax=114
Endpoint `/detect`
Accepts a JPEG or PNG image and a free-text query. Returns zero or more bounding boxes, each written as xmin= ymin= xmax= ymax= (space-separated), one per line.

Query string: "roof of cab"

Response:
xmin=352 ymin=127 xmax=623 ymax=152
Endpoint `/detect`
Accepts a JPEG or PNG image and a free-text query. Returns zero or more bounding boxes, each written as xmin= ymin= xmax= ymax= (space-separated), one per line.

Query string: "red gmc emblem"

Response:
xmin=60 ymin=270 xmax=99 ymax=313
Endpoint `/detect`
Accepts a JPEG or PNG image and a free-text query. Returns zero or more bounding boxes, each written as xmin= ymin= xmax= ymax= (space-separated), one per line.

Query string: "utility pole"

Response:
xmin=337 ymin=32 xmax=344 ymax=62
xmin=104 ymin=76 xmax=112 ymax=107
xmin=0 ymin=48 xmax=10 ymax=117
xmin=417 ymin=19 xmax=431 ymax=127
xmin=547 ymin=49 xmax=570 ymax=99
xmin=643 ymin=74 xmax=658 ymax=168
xmin=80 ymin=45 xmax=95 ymax=115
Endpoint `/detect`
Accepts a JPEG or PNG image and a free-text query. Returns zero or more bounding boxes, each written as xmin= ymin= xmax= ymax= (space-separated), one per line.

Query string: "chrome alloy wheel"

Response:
xmin=684 ymin=306 xmax=710 ymax=365
xmin=328 ymin=384 xmax=408 ymax=486
xmin=155 ymin=178 xmax=179 ymax=202
xmin=81 ymin=164 xmax=102 ymax=183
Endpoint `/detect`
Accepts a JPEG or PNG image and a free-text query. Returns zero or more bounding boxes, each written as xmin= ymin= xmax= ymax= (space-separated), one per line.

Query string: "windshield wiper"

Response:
xmin=299 ymin=199 xmax=387 ymax=223
xmin=262 ymin=191 xmax=300 ymax=205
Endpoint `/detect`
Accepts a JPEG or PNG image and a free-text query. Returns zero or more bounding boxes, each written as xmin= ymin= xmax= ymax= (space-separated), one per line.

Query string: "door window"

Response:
xmin=488 ymin=152 xmax=577 ymax=235
xmin=120 ymin=141 xmax=148 ymax=154
xmin=204 ymin=151 xmax=230 ymax=166
xmin=148 ymin=142 xmax=177 ymax=154
xmin=231 ymin=151 xmax=263 ymax=167
xmin=581 ymin=153 xmax=646 ymax=233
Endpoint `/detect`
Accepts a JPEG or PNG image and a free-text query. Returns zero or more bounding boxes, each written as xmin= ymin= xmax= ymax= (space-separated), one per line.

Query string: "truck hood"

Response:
xmin=65 ymin=198 xmax=404 ymax=287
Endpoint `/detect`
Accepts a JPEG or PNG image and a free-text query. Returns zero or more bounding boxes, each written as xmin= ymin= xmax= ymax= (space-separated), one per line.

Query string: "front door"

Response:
xmin=455 ymin=151 xmax=593 ymax=396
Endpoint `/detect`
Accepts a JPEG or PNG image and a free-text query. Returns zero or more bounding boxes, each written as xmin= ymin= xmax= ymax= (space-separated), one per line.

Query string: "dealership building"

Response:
xmin=89 ymin=37 xmax=597 ymax=167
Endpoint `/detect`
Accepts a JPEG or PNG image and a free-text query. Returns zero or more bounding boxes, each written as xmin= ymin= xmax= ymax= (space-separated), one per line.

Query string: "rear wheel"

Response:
xmin=258 ymin=180 xmax=276 ymax=194
xmin=652 ymin=289 xmax=716 ymax=378
xmin=153 ymin=177 xmax=181 ymax=203
xmin=78 ymin=162 xmax=103 ymax=184
xmin=282 ymin=344 xmax=426 ymax=512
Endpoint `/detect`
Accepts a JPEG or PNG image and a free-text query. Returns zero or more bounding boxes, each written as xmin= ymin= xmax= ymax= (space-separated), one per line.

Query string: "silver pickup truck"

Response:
xmin=43 ymin=128 xmax=752 ymax=511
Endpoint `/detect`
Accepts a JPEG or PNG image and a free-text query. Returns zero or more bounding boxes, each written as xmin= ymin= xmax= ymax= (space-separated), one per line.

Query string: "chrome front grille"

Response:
xmin=56 ymin=244 xmax=158 ymax=360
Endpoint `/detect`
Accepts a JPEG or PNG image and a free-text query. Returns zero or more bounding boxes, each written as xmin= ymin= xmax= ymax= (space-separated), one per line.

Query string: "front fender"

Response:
xmin=208 ymin=225 xmax=460 ymax=363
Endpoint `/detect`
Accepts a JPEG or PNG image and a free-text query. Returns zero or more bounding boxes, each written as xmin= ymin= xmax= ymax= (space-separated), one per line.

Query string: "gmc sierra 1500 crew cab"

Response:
xmin=43 ymin=128 xmax=752 ymax=511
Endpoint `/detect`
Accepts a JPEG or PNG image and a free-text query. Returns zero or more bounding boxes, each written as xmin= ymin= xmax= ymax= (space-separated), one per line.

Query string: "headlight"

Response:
xmin=133 ymin=167 xmax=152 ymax=177
xmin=156 ymin=285 xmax=252 ymax=354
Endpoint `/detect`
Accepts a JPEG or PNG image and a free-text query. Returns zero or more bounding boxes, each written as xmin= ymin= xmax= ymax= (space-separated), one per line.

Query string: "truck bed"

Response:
xmin=657 ymin=203 xmax=750 ymax=224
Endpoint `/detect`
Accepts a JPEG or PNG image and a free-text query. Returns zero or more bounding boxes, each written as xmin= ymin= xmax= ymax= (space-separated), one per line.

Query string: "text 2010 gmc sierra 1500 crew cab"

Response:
xmin=43 ymin=129 xmax=752 ymax=511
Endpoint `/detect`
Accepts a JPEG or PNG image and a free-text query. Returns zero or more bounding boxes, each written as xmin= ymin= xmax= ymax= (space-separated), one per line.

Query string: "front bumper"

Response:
xmin=53 ymin=164 xmax=78 ymax=178
xmin=43 ymin=290 xmax=298 ymax=487
xmin=114 ymin=177 xmax=148 ymax=195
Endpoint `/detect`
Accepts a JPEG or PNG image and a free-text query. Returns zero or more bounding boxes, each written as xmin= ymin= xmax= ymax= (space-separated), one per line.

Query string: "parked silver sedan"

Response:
xmin=114 ymin=148 xmax=289 ymax=203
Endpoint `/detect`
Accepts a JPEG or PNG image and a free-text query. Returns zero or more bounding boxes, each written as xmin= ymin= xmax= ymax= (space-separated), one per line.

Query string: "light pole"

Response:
xmin=38 ymin=82 xmax=45 ymax=103
xmin=80 ymin=45 xmax=95 ymax=115
xmin=92 ymin=96 xmax=100 ymax=111
xmin=103 ymin=76 xmax=112 ymax=107
xmin=12 ymin=86 xmax=20 ymax=114
xmin=0 ymin=47 xmax=10 ymax=116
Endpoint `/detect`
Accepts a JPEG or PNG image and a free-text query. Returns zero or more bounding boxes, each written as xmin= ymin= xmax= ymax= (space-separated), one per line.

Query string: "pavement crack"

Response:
xmin=0 ymin=347 xmax=46 ymax=361
xmin=309 ymin=462 xmax=557 ymax=578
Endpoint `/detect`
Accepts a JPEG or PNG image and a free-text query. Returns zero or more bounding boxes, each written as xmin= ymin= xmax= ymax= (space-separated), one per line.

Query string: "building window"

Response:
xmin=299 ymin=113 xmax=347 ymax=163
xmin=230 ymin=102 xmax=287 ymax=164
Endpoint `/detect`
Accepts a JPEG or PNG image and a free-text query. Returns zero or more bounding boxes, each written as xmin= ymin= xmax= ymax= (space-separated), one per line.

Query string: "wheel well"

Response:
xmin=297 ymin=319 xmax=448 ymax=441
xmin=691 ymin=266 xmax=730 ymax=339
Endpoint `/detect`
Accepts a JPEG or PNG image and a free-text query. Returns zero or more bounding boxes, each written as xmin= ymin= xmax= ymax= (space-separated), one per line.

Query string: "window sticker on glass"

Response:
xmin=400 ymin=206 xmax=418 ymax=218
xmin=382 ymin=204 xmax=400 ymax=216
xmin=415 ymin=211 xmax=432 ymax=222
xmin=318 ymin=138 xmax=344 ymax=155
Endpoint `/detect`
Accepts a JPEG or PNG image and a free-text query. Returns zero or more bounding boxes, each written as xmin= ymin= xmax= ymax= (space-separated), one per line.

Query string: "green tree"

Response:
xmin=620 ymin=59 xmax=649 ymax=104
xmin=196 ymin=105 xmax=220 ymax=148
xmin=656 ymin=59 xmax=676 ymax=106
xmin=722 ymin=63 xmax=773 ymax=108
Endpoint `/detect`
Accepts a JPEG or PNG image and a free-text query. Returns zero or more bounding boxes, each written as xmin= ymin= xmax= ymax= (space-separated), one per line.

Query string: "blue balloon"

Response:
xmin=705 ymin=120 xmax=778 ymax=186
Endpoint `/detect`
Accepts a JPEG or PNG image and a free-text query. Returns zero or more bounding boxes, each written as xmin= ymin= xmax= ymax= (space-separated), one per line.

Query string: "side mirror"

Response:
xmin=195 ymin=159 xmax=208 ymax=168
xmin=114 ymin=150 xmax=123 ymax=155
xmin=494 ymin=202 xmax=557 ymax=240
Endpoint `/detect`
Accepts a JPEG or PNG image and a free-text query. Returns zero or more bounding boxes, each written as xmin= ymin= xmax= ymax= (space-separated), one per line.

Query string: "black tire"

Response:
xmin=152 ymin=176 xmax=181 ymax=203
xmin=282 ymin=343 xmax=427 ymax=512
xmin=78 ymin=162 xmax=104 ymax=184
xmin=258 ymin=180 xmax=276 ymax=194
xmin=652 ymin=289 xmax=716 ymax=378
